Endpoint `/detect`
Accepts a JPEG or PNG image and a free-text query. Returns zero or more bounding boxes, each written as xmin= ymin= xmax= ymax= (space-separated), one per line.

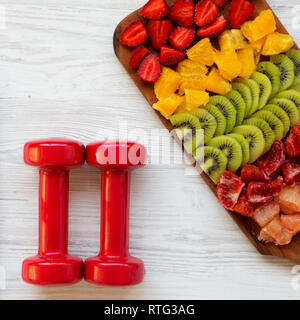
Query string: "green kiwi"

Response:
xmin=192 ymin=108 xmax=217 ymax=144
xmin=193 ymin=146 xmax=228 ymax=184
xmin=241 ymin=79 xmax=260 ymax=116
xmin=270 ymin=97 xmax=300 ymax=127
xmin=208 ymin=136 xmax=243 ymax=172
xmin=232 ymin=82 xmax=253 ymax=118
xmin=263 ymin=104 xmax=290 ymax=137
xmin=227 ymin=133 xmax=250 ymax=165
xmin=276 ymin=89 xmax=300 ymax=115
xmin=251 ymin=72 xmax=272 ymax=110
xmin=204 ymin=104 xmax=227 ymax=137
xmin=243 ymin=118 xmax=275 ymax=153
xmin=291 ymin=83 xmax=300 ymax=91
xmin=251 ymin=110 xmax=284 ymax=140
xmin=226 ymin=90 xmax=246 ymax=126
xmin=209 ymin=96 xmax=237 ymax=133
xmin=286 ymin=49 xmax=300 ymax=85
xmin=170 ymin=113 xmax=203 ymax=154
xmin=258 ymin=61 xmax=281 ymax=98
xmin=232 ymin=125 xmax=265 ymax=163
xmin=270 ymin=54 xmax=295 ymax=91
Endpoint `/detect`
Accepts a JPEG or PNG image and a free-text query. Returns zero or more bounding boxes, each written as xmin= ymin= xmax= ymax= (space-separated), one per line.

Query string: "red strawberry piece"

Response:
xmin=194 ymin=0 xmax=219 ymax=27
xmin=241 ymin=164 xmax=271 ymax=184
xmin=217 ymin=171 xmax=245 ymax=210
xmin=138 ymin=54 xmax=161 ymax=83
xmin=141 ymin=0 xmax=169 ymax=19
xmin=148 ymin=19 xmax=173 ymax=49
xmin=256 ymin=140 xmax=285 ymax=176
xmin=197 ymin=15 xmax=228 ymax=38
xmin=159 ymin=45 xmax=186 ymax=66
xmin=121 ymin=21 xmax=148 ymax=47
xmin=229 ymin=0 xmax=255 ymax=29
xmin=169 ymin=0 xmax=195 ymax=27
xmin=282 ymin=157 xmax=300 ymax=185
xmin=233 ymin=189 xmax=254 ymax=217
xmin=169 ymin=26 xmax=195 ymax=51
xmin=286 ymin=122 xmax=300 ymax=158
xmin=211 ymin=0 xmax=228 ymax=7
xmin=129 ymin=45 xmax=151 ymax=69
xmin=271 ymin=176 xmax=283 ymax=197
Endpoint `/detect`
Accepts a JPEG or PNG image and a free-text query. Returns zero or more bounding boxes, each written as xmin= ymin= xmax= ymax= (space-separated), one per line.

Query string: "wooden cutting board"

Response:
xmin=113 ymin=0 xmax=300 ymax=264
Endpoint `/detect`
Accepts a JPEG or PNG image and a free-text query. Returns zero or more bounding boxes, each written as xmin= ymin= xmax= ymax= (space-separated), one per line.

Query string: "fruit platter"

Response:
xmin=114 ymin=0 xmax=300 ymax=264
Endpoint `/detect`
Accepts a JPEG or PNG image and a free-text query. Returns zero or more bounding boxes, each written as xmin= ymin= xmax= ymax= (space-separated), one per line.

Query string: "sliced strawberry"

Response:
xmin=159 ymin=45 xmax=186 ymax=66
xmin=278 ymin=184 xmax=300 ymax=215
xmin=241 ymin=164 xmax=271 ymax=184
xmin=141 ymin=0 xmax=169 ymax=19
xmin=138 ymin=54 xmax=161 ymax=83
xmin=197 ymin=15 xmax=228 ymax=38
xmin=253 ymin=201 xmax=280 ymax=227
xmin=271 ymin=176 xmax=284 ymax=197
xmin=121 ymin=21 xmax=148 ymax=47
xmin=282 ymin=157 xmax=300 ymax=185
xmin=286 ymin=122 xmax=300 ymax=158
xmin=169 ymin=26 xmax=195 ymax=51
xmin=211 ymin=0 xmax=228 ymax=7
xmin=229 ymin=0 xmax=255 ymax=29
xmin=217 ymin=171 xmax=245 ymax=210
xmin=148 ymin=19 xmax=172 ymax=49
xmin=129 ymin=45 xmax=151 ymax=69
xmin=233 ymin=189 xmax=254 ymax=217
xmin=194 ymin=0 xmax=219 ymax=27
xmin=256 ymin=140 xmax=285 ymax=176
xmin=169 ymin=0 xmax=195 ymax=27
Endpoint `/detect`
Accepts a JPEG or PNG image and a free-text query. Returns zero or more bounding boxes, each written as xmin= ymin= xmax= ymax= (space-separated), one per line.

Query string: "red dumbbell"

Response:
xmin=84 ymin=141 xmax=147 ymax=286
xmin=22 ymin=138 xmax=85 ymax=285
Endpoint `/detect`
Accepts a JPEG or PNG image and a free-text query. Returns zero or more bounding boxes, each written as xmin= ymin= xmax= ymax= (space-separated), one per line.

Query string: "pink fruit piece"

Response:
xmin=282 ymin=156 xmax=300 ymax=185
xmin=281 ymin=213 xmax=300 ymax=234
xmin=240 ymin=164 xmax=271 ymax=184
xmin=278 ymin=183 xmax=300 ymax=214
xmin=217 ymin=171 xmax=245 ymax=210
xmin=253 ymin=201 xmax=280 ymax=227
xmin=232 ymin=189 xmax=254 ymax=217
xmin=286 ymin=122 xmax=300 ymax=158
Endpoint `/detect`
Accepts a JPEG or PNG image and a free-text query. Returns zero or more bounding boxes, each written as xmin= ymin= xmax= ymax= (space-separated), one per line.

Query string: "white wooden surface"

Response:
xmin=1 ymin=0 xmax=300 ymax=300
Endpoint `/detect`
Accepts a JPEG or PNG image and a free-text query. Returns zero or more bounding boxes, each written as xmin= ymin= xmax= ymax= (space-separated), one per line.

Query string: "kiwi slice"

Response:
xmin=270 ymin=54 xmax=295 ymax=91
xmin=251 ymin=110 xmax=284 ymax=140
xmin=263 ymin=104 xmax=290 ymax=137
xmin=243 ymin=118 xmax=275 ymax=153
xmin=232 ymin=82 xmax=253 ymax=118
xmin=193 ymin=146 xmax=228 ymax=184
xmin=232 ymin=125 xmax=265 ymax=163
xmin=226 ymin=90 xmax=246 ymax=126
xmin=286 ymin=49 xmax=300 ymax=85
xmin=276 ymin=89 xmax=300 ymax=115
xmin=204 ymin=104 xmax=227 ymax=137
xmin=227 ymin=133 xmax=250 ymax=165
xmin=291 ymin=83 xmax=300 ymax=91
xmin=170 ymin=113 xmax=203 ymax=154
xmin=241 ymin=79 xmax=260 ymax=116
xmin=258 ymin=61 xmax=281 ymax=98
xmin=270 ymin=97 xmax=300 ymax=127
xmin=192 ymin=108 xmax=217 ymax=144
xmin=208 ymin=136 xmax=243 ymax=172
xmin=209 ymin=96 xmax=237 ymax=133
xmin=251 ymin=72 xmax=272 ymax=110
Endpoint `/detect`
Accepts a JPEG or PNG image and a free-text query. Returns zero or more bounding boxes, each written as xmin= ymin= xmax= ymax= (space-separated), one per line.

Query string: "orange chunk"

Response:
xmin=154 ymin=67 xmax=181 ymax=100
xmin=206 ymin=67 xmax=232 ymax=95
xmin=261 ymin=32 xmax=294 ymax=56
xmin=177 ymin=59 xmax=208 ymax=77
xmin=185 ymin=89 xmax=209 ymax=111
xmin=178 ymin=74 xmax=208 ymax=95
xmin=237 ymin=46 xmax=257 ymax=79
xmin=214 ymin=50 xmax=242 ymax=81
xmin=249 ymin=37 xmax=266 ymax=53
xmin=152 ymin=94 xmax=184 ymax=119
xmin=218 ymin=29 xmax=248 ymax=51
xmin=186 ymin=38 xmax=216 ymax=66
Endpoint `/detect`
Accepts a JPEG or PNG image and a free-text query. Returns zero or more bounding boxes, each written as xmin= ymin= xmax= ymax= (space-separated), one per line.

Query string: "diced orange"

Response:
xmin=154 ymin=67 xmax=181 ymax=100
xmin=178 ymin=74 xmax=208 ymax=95
xmin=261 ymin=32 xmax=294 ymax=56
xmin=214 ymin=50 xmax=242 ymax=81
xmin=186 ymin=38 xmax=216 ymax=66
xmin=249 ymin=37 xmax=266 ymax=53
xmin=241 ymin=9 xmax=276 ymax=43
xmin=175 ymin=99 xmax=189 ymax=114
xmin=218 ymin=29 xmax=248 ymax=51
xmin=237 ymin=46 xmax=257 ymax=79
xmin=152 ymin=94 xmax=184 ymax=119
xmin=177 ymin=59 xmax=208 ymax=77
xmin=206 ymin=67 xmax=232 ymax=95
xmin=184 ymin=89 xmax=209 ymax=111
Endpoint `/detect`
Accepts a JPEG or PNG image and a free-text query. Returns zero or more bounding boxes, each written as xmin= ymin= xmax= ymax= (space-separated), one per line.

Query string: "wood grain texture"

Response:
xmin=1 ymin=0 xmax=300 ymax=300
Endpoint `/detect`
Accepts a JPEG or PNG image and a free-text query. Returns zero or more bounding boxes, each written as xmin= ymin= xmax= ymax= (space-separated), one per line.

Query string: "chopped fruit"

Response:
xmin=233 ymin=189 xmax=254 ymax=217
xmin=194 ymin=0 xmax=219 ymax=27
xmin=148 ymin=19 xmax=173 ymax=49
xmin=285 ymin=122 xmax=300 ymax=158
xmin=129 ymin=45 xmax=151 ymax=69
xmin=271 ymin=176 xmax=284 ymax=197
xmin=229 ymin=0 xmax=255 ymax=29
xmin=218 ymin=29 xmax=248 ymax=51
xmin=138 ymin=54 xmax=161 ymax=83
xmin=278 ymin=184 xmax=300 ymax=215
xmin=177 ymin=59 xmax=208 ymax=77
xmin=152 ymin=94 xmax=184 ymax=119
xmin=282 ymin=157 xmax=300 ymax=185
xmin=169 ymin=26 xmax=195 ymax=51
xmin=185 ymin=89 xmax=209 ymax=111
xmin=281 ymin=214 xmax=300 ymax=234
xmin=253 ymin=201 xmax=280 ymax=227
xmin=211 ymin=0 xmax=228 ymax=7
xmin=169 ymin=0 xmax=195 ymax=27
xmin=187 ymin=38 xmax=216 ymax=66
xmin=197 ymin=16 xmax=228 ymax=38
xmin=256 ymin=140 xmax=285 ymax=176
xmin=178 ymin=75 xmax=208 ymax=95
xmin=249 ymin=37 xmax=266 ymax=53
xmin=217 ymin=171 xmax=245 ymax=210
xmin=141 ymin=0 xmax=169 ymax=19
xmin=121 ymin=21 xmax=148 ymax=47
xmin=241 ymin=164 xmax=271 ymax=184
xmin=154 ymin=67 xmax=181 ymax=100
xmin=214 ymin=50 xmax=242 ymax=81
xmin=206 ymin=67 xmax=232 ymax=95
xmin=241 ymin=9 xmax=276 ymax=43
xmin=261 ymin=32 xmax=294 ymax=56
xmin=237 ymin=46 xmax=257 ymax=79
xmin=159 ymin=45 xmax=186 ymax=66
xmin=174 ymin=100 xmax=189 ymax=113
